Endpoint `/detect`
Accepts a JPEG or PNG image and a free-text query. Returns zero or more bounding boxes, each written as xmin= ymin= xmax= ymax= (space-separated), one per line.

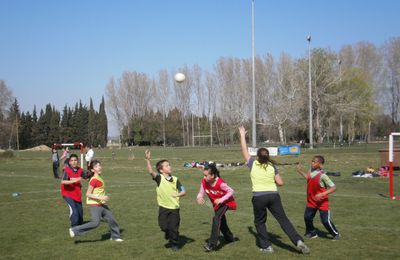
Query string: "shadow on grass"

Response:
xmin=164 ymin=235 xmax=195 ymax=249
xmin=212 ymin=236 xmax=240 ymax=251
xmin=74 ymin=229 xmax=125 ymax=244
xmin=247 ymin=226 xmax=299 ymax=253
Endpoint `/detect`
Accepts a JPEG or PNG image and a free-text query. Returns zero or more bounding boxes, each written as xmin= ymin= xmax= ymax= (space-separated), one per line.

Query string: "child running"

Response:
xmin=145 ymin=150 xmax=186 ymax=251
xmin=196 ymin=163 xmax=237 ymax=252
xmin=69 ymin=159 xmax=123 ymax=242
xmin=296 ymin=155 xmax=341 ymax=240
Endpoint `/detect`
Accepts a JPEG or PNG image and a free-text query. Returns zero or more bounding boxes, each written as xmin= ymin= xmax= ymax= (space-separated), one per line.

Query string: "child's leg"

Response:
xmin=252 ymin=195 xmax=271 ymax=249
xmin=220 ymin=209 xmax=234 ymax=243
xmin=158 ymin=207 xmax=170 ymax=239
xmin=167 ymin=209 xmax=180 ymax=246
xmin=208 ymin=205 xmax=229 ymax=247
xmin=304 ymin=207 xmax=318 ymax=235
xmin=319 ymin=210 xmax=339 ymax=237
xmin=71 ymin=206 xmax=102 ymax=236
xmin=102 ymin=205 xmax=121 ymax=239
xmin=63 ymin=197 xmax=83 ymax=227
xmin=268 ymin=193 xmax=303 ymax=245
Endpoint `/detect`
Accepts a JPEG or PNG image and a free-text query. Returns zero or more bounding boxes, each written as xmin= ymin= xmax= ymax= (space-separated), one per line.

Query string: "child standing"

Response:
xmin=296 ymin=155 xmax=341 ymax=240
xmin=69 ymin=160 xmax=123 ymax=242
xmin=196 ymin=164 xmax=237 ymax=252
xmin=145 ymin=150 xmax=186 ymax=251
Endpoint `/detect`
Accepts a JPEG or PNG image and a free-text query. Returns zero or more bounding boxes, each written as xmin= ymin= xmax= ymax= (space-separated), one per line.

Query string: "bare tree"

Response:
xmin=156 ymin=70 xmax=170 ymax=147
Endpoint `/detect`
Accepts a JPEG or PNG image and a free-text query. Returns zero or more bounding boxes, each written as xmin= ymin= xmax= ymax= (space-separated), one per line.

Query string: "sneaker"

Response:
xmin=203 ymin=243 xmax=214 ymax=252
xmin=304 ymin=233 xmax=318 ymax=239
xmin=332 ymin=234 xmax=341 ymax=241
xmin=259 ymin=246 xmax=274 ymax=253
xmin=69 ymin=228 xmax=75 ymax=238
xmin=296 ymin=240 xmax=310 ymax=254
xmin=110 ymin=238 xmax=124 ymax=242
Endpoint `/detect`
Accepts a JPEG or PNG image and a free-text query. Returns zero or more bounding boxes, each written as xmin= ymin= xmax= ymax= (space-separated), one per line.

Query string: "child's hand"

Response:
xmin=214 ymin=198 xmax=222 ymax=205
xmin=101 ymin=195 xmax=110 ymax=202
xmin=314 ymin=193 xmax=325 ymax=201
xmin=172 ymin=192 xmax=179 ymax=198
xmin=197 ymin=197 xmax=205 ymax=205
xmin=296 ymin=163 xmax=303 ymax=172
xmin=238 ymin=126 xmax=247 ymax=136
xmin=145 ymin=150 xmax=151 ymax=160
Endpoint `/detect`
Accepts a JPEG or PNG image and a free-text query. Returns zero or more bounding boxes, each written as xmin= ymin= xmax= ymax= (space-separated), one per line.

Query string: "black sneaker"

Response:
xmin=203 ymin=243 xmax=214 ymax=252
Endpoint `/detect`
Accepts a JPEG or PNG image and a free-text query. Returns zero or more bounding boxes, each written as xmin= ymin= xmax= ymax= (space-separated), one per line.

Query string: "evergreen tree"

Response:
xmin=97 ymin=96 xmax=108 ymax=147
xmin=88 ymin=98 xmax=96 ymax=146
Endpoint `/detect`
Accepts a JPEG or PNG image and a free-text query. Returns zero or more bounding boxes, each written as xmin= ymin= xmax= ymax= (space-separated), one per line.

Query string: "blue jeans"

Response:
xmin=63 ymin=196 xmax=83 ymax=227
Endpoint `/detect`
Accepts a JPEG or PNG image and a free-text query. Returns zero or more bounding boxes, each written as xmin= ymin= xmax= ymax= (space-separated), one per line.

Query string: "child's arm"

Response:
xmin=238 ymin=126 xmax=251 ymax=162
xmin=214 ymin=182 xmax=234 ymax=205
xmin=86 ymin=183 xmax=109 ymax=202
xmin=145 ymin=150 xmax=157 ymax=178
xmin=315 ymin=186 xmax=336 ymax=200
xmin=196 ymin=185 xmax=205 ymax=205
xmin=296 ymin=163 xmax=308 ymax=179
xmin=173 ymin=180 xmax=186 ymax=198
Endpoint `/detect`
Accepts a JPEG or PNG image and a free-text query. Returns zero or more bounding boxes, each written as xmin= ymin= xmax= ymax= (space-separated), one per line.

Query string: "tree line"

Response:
xmin=0 ymin=84 xmax=107 ymax=150
xmin=106 ymin=38 xmax=400 ymax=146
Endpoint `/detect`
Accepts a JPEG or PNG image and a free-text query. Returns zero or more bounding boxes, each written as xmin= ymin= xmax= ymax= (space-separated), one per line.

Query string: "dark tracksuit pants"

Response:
xmin=158 ymin=206 xmax=180 ymax=246
xmin=53 ymin=162 xmax=59 ymax=178
xmin=252 ymin=193 xmax=303 ymax=249
xmin=208 ymin=204 xmax=234 ymax=247
xmin=304 ymin=207 xmax=339 ymax=237
xmin=63 ymin=196 xmax=83 ymax=227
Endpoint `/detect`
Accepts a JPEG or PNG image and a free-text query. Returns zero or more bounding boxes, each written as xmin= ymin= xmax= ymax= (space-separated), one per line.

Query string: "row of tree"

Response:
xmin=0 ymin=84 xmax=107 ymax=150
xmin=106 ymin=37 xmax=400 ymax=146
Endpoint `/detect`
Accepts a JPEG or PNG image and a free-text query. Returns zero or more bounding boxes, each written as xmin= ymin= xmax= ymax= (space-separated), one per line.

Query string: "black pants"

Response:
xmin=52 ymin=162 xmax=59 ymax=178
xmin=158 ymin=207 xmax=180 ymax=246
xmin=304 ymin=207 xmax=339 ymax=237
xmin=208 ymin=204 xmax=234 ymax=247
xmin=252 ymin=193 xmax=302 ymax=249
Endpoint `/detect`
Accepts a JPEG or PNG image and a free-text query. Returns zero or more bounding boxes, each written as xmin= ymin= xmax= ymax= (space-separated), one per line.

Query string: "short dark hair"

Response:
xmin=156 ymin=160 xmax=169 ymax=173
xmin=313 ymin=155 xmax=325 ymax=164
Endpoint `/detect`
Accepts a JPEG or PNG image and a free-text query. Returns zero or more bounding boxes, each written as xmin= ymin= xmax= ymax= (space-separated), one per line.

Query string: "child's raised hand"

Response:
xmin=145 ymin=150 xmax=151 ymax=160
xmin=197 ymin=197 xmax=205 ymax=205
xmin=296 ymin=163 xmax=304 ymax=173
xmin=238 ymin=126 xmax=247 ymax=136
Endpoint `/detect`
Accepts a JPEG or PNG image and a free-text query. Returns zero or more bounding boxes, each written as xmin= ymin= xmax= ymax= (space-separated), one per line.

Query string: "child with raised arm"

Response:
xmin=296 ymin=155 xmax=341 ymax=240
xmin=69 ymin=159 xmax=123 ymax=242
xmin=196 ymin=163 xmax=237 ymax=252
xmin=239 ymin=126 xmax=310 ymax=254
xmin=145 ymin=150 xmax=186 ymax=251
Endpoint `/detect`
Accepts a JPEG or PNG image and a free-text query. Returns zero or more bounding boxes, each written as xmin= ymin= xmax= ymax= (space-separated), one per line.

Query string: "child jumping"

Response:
xmin=296 ymin=155 xmax=341 ymax=240
xmin=69 ymin=159 xmax=123 ymax=242
xmin=196 ymin=163 xmax=237 ymax=252
xmin=145 ymin=150 xmax=186 ymax=251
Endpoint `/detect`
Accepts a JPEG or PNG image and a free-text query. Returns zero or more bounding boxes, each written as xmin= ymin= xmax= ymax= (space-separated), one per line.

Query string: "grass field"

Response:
xmin=1 ymin=144 xmax=399 ymax=259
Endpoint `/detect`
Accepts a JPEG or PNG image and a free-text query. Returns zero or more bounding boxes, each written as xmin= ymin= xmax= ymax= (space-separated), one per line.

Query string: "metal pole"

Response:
xmin=251 ymin=0 xmax=256 ymax=147
xmin=307 ymin=35 xmax=313 ymax=149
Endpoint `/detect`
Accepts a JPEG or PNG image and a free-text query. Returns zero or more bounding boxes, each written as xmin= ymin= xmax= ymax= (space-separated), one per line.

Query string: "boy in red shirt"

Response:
xmin=296 ymin=155 xmax=341 ymax=240
xmin=196 ymin=164 xmax=237 ymax=252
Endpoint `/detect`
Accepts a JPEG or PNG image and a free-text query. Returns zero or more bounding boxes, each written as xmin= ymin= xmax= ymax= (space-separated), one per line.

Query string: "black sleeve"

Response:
xmin=62 ymin=170 xmax=70 ymax=181
xmin=153 ymin=174 xmax=161 ymax=186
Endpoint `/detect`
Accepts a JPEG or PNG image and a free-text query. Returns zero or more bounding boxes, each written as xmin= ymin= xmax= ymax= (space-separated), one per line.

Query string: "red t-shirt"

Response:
xmin=306 ymin=171 xmax=329 ymax=210
xmin=61 ymin=166 xmax=83 ymax=202
xmin=202 ymin=178 xmax=237 ymax=211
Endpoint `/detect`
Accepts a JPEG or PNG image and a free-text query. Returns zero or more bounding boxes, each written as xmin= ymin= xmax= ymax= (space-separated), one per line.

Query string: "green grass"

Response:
xmin=1 ymin=145 xmax=399 ymax=259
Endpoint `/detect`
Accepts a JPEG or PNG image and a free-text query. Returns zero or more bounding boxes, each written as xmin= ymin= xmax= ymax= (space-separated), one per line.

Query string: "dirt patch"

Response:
xmin=23 ymin=145 xmax=51 ymax=152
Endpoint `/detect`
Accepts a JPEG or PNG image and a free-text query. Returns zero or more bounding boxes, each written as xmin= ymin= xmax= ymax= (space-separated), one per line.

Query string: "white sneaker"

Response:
xmin=259 ymin=246 xmax=274 ymax=253
xmin=296 ymin=240 xmax=310 ymax=254
xmin=110 ymin=238 xmax=124 ymax=242
xmin=69 ymin=228 xmax=75 ymax=238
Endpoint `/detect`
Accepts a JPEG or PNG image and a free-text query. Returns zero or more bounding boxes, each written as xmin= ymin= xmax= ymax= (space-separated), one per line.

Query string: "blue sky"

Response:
xmin=1 ymin=0 xmax=399 ymax=135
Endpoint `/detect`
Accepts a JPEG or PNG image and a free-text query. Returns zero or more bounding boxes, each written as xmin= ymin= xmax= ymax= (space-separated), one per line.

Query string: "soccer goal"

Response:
xmin=389 ymin=133 xmax=400 ymax=200
xmin=52 ymin=142 xmax=85 ymax=168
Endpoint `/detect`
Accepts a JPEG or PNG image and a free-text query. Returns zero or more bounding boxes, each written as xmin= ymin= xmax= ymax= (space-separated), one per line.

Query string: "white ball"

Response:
xmin=174 ymin=72 xmax=186 ymax=83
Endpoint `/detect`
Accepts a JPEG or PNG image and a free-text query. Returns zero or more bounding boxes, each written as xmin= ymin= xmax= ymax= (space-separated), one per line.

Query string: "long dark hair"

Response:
xmin=86 ymin=159 xmax=101 ymax=179
xmin=256 ymin=148 xmax=276 ymax=166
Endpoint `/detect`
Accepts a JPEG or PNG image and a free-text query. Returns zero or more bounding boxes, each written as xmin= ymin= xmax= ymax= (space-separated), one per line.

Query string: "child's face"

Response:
xmin=160 ymin=162 xmax=172 ymax=174
xmin=311 ymin=158 xmax=322 ymax=170
xmin=69 ymin=157 xmax=78 ymax=168
xmin=203 ymin=170 xmax=216 ymax=183
xmin=92 ymin=163 xmax=102 ymax=174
